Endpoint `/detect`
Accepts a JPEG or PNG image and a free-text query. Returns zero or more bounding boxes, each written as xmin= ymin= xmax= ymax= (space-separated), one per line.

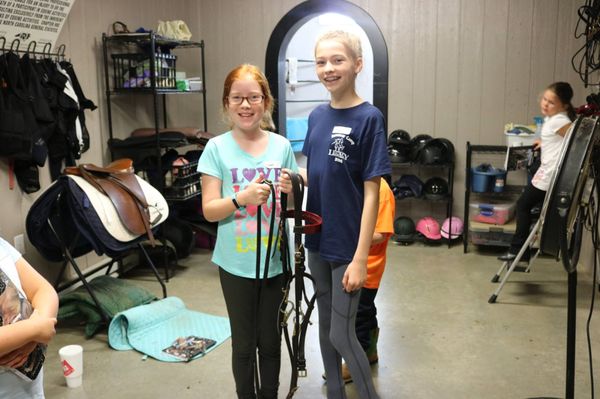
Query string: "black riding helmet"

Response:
xmin=419 ymin=138 xmax=455 ymax=165
xmin=423 ymin=177 xmax=449 ymax=200
xmin=393 ymin=216 xmax=416 ymax=244
xmin=388 ymin=129 xmax=411 ymax=146
xmin=409 ymin=134 xmax=432 ymax=162
xmin=388 ymin=129 xmax=411 ymax=163
xmin=388 ymin=146 xmax=410 ymax=163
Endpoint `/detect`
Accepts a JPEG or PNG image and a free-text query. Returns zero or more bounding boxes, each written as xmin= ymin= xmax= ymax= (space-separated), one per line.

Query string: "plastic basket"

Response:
xmin=112 ymin=52 xmax=177 ymax=90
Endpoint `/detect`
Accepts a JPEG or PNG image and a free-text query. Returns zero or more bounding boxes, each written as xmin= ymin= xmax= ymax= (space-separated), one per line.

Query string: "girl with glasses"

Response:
xmin=197 ymin=64 xmax=298 ymax=399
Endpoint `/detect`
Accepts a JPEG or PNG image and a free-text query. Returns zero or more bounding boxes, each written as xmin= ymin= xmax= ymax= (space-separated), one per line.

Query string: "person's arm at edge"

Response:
xmin=0 ymin=258 xmax=58 ymax=358
xmin=343 ymin=176 xmax=380 ymax=291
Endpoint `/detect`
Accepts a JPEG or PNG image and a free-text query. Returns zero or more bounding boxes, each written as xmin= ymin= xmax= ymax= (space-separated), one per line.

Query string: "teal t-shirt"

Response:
xmin=197 ymin=131 xmax=299 ymax=278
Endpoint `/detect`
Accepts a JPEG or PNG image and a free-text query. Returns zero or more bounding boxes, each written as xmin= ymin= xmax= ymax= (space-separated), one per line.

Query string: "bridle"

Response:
xmin=278 ymin=172 xmax=321 ymax=398
xmin=250 ymin=173 xmax=321 ymax=399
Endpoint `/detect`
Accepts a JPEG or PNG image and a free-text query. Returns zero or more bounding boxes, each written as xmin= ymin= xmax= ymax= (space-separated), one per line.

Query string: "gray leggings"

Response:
xmin=307 ymin=250 xmax=380 ymax=399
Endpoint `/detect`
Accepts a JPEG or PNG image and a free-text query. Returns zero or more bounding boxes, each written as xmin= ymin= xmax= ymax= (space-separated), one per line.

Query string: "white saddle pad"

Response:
xmin=67 ymin=174 xmax=169 ymax=243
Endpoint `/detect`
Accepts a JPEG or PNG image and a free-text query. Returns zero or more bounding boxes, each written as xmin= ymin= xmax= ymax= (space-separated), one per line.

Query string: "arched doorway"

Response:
xmin=265 ymin=0 xmax=388 ymax=140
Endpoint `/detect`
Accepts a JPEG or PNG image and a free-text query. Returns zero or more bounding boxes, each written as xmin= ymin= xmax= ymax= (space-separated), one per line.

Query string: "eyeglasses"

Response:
xmin=228 ymin=94 xmax=264 ymax=105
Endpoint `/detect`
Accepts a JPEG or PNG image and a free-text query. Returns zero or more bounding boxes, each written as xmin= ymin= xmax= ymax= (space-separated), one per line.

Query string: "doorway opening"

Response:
xmin=265 ymin=0 xmax=388 ymax=151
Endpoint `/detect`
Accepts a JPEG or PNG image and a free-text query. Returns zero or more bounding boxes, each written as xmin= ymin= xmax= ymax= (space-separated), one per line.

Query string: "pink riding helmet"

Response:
xmin=415 ymin=216 xmax=442 ymax=240
xmin=441 ymin=216 xmax=464 ymax=239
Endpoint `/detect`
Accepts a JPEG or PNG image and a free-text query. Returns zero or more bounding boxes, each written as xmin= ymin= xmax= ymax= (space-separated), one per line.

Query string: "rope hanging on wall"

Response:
xmin=572 ymin=0 xmax=600 ymax=87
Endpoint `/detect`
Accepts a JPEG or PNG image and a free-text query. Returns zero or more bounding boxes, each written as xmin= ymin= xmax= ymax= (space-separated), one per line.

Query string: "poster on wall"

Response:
xmin=0 ymin=0 xmax=75 ymax=51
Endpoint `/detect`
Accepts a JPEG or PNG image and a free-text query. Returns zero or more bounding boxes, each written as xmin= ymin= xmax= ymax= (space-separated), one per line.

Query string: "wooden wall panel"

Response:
xmin=504 ymin=0 xmax=534 ymax=125
xmin=479 ymin=0 xmax=509 ymax=145
xmin=434 ymin=0 xmax=460 ymax=144
xmin=529 ymin=0 xmax=559 ymax=116
xmin=412 ymin=0 xmax=438 ymax=136
xmin=387 ymin=0 xmax=415 ymax=132
xmin=456 ymin=0 xmax=485 ymax=151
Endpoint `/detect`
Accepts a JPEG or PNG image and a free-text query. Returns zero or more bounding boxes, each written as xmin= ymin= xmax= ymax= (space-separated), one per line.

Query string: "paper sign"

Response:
xmin=0 ymin=0 xmax=75 ymax=51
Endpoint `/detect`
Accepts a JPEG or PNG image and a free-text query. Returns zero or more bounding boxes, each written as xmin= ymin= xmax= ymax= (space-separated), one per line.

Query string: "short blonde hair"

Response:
xmin=315 ymin=30 xmax=363 ymax=60
xmin=222 ymin=64 xmax=275 ymax=130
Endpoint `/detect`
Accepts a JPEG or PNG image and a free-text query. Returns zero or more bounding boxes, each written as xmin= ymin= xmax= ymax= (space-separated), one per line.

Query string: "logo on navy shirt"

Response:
xmin=329 ymin=126 xmax=354 ymax=163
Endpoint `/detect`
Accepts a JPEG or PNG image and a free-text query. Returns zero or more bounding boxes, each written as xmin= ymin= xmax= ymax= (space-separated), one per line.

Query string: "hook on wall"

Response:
xmin=27 ymin=40 xmax=37 ymax=54
xmin=10 ymin=38 xmax=20 ymax=52
xmin=0 ymin=36 xmax=67 ymax=60
xmin=42 ymin=42 xmax=51 ymax=57
xmin=58 ymin=44 xmax=66 ymax=60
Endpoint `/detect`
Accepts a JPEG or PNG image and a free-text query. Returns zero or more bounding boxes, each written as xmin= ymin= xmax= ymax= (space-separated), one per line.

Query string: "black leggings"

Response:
xmin=219 ymin=267 xmax=285 ymax=399
xmin=510 ymin=182 xmax=546 ymax=253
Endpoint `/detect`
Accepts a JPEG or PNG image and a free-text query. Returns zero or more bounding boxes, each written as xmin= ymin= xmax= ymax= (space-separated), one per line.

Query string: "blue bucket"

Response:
xmin=471 ymin=165 xmax=496 ymax=192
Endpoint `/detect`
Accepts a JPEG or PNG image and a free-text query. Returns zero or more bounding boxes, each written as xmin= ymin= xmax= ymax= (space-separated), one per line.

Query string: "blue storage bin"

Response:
xmin=286 ymin=117 xmax=308 ymax=152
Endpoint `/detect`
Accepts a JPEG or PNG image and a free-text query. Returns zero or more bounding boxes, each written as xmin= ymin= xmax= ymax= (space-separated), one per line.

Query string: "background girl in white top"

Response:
xmin=498 ymin=82 xmax=576 ymax=263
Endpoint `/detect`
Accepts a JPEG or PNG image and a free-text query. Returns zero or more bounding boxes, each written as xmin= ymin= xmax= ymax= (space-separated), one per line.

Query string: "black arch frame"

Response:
xmin=265 ymin=0 xmax=389 ymax=134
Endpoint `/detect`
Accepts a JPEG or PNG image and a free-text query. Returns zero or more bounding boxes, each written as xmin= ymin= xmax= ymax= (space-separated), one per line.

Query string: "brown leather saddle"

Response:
xmin=64 ymin=158 xmax=156 ymax=244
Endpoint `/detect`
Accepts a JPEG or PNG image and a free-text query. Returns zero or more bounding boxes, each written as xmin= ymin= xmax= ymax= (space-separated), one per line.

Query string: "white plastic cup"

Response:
xmin=58 ymin=345 xmax=83 ymax=388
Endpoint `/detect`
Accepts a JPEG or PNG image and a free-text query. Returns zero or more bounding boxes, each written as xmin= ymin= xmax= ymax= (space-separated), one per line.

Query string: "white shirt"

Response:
xmin=531 ymin=112 xmax=571 ymax=191
xmin=0 ymin=237 xmax=45 ymax=398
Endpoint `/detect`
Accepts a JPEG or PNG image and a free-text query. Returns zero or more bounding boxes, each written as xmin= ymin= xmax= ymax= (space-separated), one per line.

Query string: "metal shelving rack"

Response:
xmin=102 ymin=32 xmax=207 ymax=192
xmin=391 ymin=160 xmax=455 ymax=248
xmin=463 ymin=142 xmax=526 ymax=253
xmin=101 ymin=32 xmax=209 ymax=279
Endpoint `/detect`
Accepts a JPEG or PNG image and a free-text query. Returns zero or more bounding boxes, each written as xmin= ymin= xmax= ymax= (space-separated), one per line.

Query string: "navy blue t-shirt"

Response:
xmin=302 ymin=102 xmax=391 ymax=263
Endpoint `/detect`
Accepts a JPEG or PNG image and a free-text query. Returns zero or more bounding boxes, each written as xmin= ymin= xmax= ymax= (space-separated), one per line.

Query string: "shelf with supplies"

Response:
xmin=463 ymin=142 xmax=531 ymax=253
xmin=101 ymin=31 xmax=212 ymax=279
xmin=102 ymin=31 xmax=208 ymax=196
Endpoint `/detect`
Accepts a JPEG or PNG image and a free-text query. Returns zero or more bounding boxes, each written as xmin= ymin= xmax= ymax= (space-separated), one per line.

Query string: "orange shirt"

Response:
xmin=364 ymin=179 xmax=396 ymax=289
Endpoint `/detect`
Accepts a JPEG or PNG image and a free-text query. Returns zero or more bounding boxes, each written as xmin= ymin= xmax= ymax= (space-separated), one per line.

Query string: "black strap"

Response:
xmin=279 ymin=172 xmax=321 ymax=398
xmin=252 ymin=179 xmax=278 ymax=395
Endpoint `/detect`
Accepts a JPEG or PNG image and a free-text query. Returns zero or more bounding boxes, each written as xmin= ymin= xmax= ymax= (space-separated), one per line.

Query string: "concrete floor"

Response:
xmin=42 ymin=242 xmax=600 ymax=399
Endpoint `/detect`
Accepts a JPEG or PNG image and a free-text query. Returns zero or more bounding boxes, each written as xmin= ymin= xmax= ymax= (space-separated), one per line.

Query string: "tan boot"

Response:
xmin=341 ymin=363 xmax=353 ymax=383
xmin=322 ymin=364 xmax=353 ymax=384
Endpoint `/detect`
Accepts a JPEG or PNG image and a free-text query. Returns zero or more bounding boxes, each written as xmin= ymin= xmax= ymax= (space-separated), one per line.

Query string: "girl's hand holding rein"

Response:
xmin=239 ymin=173 xmax=270 ymax=206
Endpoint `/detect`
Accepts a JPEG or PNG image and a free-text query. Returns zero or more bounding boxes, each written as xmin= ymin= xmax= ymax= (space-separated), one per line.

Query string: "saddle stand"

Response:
xmin=27 ymin=158 xmax=169 ymax=325
xmin=49 ymin=225 xmax=167 ymax=323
